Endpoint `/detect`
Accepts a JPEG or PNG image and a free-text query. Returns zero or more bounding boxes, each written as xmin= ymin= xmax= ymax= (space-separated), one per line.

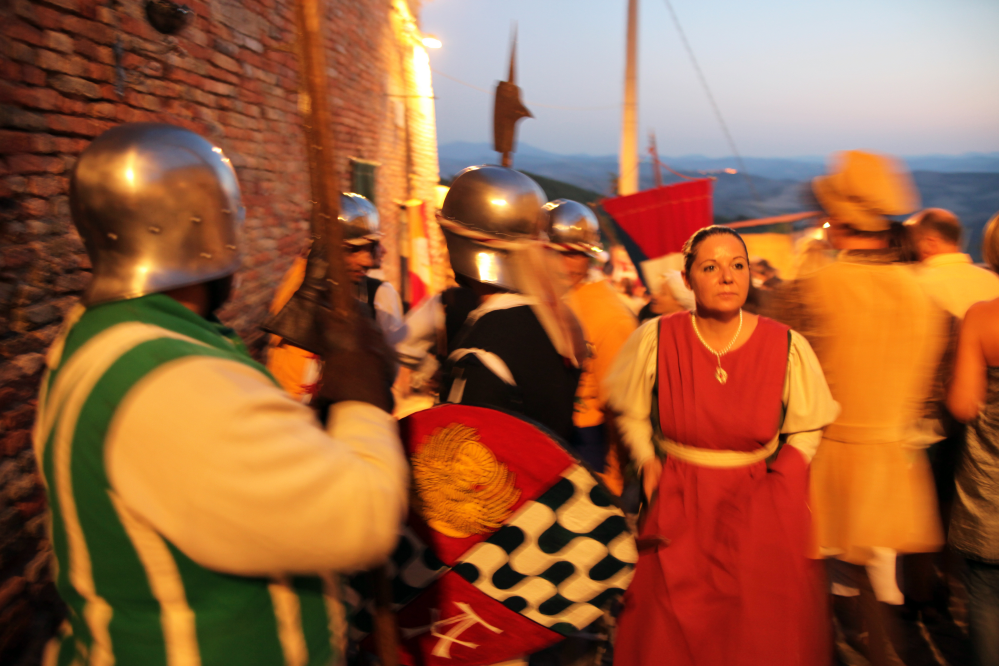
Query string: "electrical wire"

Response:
xmin=660 ymin=0 xmax=759 ymax=201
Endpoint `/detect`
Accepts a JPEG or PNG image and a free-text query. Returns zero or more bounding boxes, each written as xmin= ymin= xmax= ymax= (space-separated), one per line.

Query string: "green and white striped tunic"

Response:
xmin=34 ymin=294 xmax=350 ymax=666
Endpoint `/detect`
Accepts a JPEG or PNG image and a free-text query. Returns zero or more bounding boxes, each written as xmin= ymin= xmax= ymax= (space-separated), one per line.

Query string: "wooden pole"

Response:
xmin=293 ymin=0 xmax=351 ymax=321
xmin=292 ymin=1 xmax=399 ymax=664
xmin=618 ymin=0 xmax=639 ymax=195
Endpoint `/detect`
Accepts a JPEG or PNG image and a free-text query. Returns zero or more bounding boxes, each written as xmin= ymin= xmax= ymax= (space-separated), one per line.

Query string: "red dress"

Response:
xmin=614 ymin=313 xmax=829 ymax=666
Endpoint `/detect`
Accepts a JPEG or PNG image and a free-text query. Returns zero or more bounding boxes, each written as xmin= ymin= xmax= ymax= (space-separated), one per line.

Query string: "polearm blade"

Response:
xmin=493 ymin=24 xmax=532 ymax=168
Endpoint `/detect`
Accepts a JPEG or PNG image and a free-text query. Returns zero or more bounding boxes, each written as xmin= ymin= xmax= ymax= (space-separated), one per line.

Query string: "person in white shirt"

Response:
xmin=907 ymin=208 xmax=999 ymax=319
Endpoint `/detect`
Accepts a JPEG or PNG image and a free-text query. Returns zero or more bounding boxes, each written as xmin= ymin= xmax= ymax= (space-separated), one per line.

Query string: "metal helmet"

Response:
xmin=439 ymin=165 xmax=546 ymax=289
xmin=543 ymin=199 xmax=603 ymax=256
xmin=340 ymin=192 xmax=381 ymax=246
xmin=70 ymin=123 xmax=244 ymax=306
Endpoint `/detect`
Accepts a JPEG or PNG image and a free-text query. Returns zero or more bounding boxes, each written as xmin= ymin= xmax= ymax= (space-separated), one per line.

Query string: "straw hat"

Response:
xmin=812 ymin=150 xmax=920 ymax=231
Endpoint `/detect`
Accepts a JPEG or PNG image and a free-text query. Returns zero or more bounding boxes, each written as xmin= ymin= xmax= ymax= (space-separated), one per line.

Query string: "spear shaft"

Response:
xmin=294 ymin=0 xmax=351 ymax=321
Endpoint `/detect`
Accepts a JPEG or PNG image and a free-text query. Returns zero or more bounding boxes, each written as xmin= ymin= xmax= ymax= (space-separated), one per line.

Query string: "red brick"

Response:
xmin=10 ymin=85 xmax=62 ymax=111
xmin=204 ymin=79 xmax=236 ymax=97
xmin=83 ymin=61 xmax=114 ymax=82
xmin=88 ymin=101 xmax=117 ymax=119
xmin=117 ymin=15 xmax=158 ymax=42
xmin=46 ymin=113 xmax=105 ymax=137
xmin=61 ymin=15 xmax=114 ymax=45
xmin=73 ymin=37 xmax=113 ymax=65
xmin=6 ymin=154 xmax=64 ymax=174
xmin=50 ymin=74 xmax=102 ymax=99
xmin=43 ymin=30 xmax=74 ymax=54
xmin=21 ymin=197 xmax=49 ymax=217
xmin=3 ymin=19 xmax=47 ymax=47
xmin=52 ymin=136 xmax=88 ymax=153
xmin=27 ymin=175 xmax=64 ymax=197
xmin=94 ymin=5 xmax=115 ymax=24
xmin=210 ymin=51 xmax=240 ymax=74
xmin=1 ymin=36 xmax=37 ymax=65
xmin=13 ymin=0 xmax=63 ymax=30
xmin=0 ymin=60 xmax=22 ymax=83
xmin=0 ymin=131 xmax=57 ymax=154
xmin=36 ymin=49 xmax=83 ymax=76
xmin=45 ymin=0 xmax=82 ymax=13
xmin=22 ymin=65 xmax=46 ymax=86
xmin=0 ymin=130 xmax=32 ymax=152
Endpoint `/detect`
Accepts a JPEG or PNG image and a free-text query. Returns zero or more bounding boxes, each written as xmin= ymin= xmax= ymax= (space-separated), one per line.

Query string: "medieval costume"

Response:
xmin=606 ymin=312 xmax=839 ymax=666
xmin=37 ymin=124 xmax=408 ymax=666
xmin=440 ymin=292 xmax=581 ymax=442
xmin=434 ymin=166 xmax=585 ymax=445
xmin=266 ymin=193 xmax=403 ymax=403
xmin=542 ymin=197 xmax=638 ymax=492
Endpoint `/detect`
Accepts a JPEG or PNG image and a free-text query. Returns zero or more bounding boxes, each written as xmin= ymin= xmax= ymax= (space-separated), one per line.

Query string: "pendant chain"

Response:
xmin=690 ymin=309 xmax=743 ymax=384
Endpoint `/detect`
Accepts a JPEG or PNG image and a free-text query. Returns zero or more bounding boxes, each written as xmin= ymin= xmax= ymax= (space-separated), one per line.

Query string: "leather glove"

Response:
xmin=319 ymin=309 xmax=396 ymax=413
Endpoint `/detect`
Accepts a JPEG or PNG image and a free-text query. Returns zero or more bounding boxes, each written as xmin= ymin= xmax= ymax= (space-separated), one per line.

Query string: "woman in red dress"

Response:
xmin=606 ymin=227 xmax=839 ymax=666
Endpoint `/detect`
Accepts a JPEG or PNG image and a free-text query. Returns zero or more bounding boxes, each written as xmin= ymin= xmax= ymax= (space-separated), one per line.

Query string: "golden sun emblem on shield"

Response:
xmin=412 ymin=423 xmax=520 ymax=538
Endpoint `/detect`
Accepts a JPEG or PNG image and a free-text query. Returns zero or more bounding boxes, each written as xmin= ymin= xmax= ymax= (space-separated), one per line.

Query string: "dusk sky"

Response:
xmin=420 ymin=0 xmax=999 ymax=158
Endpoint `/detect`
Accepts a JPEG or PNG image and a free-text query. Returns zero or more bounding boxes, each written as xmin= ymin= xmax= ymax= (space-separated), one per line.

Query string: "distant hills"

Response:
xmin=439 ymin=142 xmax=999 ymax=260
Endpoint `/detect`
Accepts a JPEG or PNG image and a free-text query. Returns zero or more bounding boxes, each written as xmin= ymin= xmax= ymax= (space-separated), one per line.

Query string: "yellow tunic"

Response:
xmin=790 ymin=251 xmax=948 ymax=564
xmin=566 ymin=279 xmax=638 ymax=493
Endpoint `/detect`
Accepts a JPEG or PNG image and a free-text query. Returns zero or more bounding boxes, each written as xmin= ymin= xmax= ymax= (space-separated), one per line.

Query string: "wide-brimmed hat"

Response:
xmin=812 ymin=150 xmax=920 ymax=232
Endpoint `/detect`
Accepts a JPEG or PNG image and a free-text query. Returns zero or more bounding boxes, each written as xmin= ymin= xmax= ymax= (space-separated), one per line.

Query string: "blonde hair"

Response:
xmin=984 ymin=212 xmax=999 ymax=273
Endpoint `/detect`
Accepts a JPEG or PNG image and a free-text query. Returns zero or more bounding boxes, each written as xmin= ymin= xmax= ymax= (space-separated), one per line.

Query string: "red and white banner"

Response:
xmin=407 ymin=201 xmax=433 ymax=309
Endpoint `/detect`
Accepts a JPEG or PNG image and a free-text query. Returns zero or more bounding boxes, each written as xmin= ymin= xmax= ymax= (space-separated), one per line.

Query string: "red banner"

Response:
xmin=601 ymin=179 xmax=714 ymax=259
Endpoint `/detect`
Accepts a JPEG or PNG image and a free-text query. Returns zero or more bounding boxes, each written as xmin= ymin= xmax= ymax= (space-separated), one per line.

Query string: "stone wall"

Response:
xmin=0 ymin=0 xmax=440 ymax=660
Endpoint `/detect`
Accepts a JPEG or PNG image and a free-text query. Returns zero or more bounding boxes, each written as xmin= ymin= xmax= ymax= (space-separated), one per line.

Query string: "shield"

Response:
xmin=347 ymin=404 xmax=637 ymax=666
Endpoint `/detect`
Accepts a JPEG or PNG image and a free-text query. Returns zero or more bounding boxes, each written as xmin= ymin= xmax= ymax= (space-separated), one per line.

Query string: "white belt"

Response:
xmin=661 ymin=433 xmax=780 ymax=468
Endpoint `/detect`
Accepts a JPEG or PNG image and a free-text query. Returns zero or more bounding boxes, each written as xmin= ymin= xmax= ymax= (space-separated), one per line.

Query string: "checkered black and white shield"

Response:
xmin=348 ymin=404 xmax=637 ymax=666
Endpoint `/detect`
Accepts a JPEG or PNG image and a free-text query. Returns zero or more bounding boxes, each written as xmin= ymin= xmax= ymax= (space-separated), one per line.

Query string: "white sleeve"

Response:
xmin=603 ymin=317 xmax=660 ymax=467
xmin=106 ymin=356 xmax=409 ymax=577
xmin=374 ymin=282 xmax=406 ymax=347
xmin=780 ymin=329 xmax=840 ymax=462
xmin=395 ymin=293 xmax=444 ymax=369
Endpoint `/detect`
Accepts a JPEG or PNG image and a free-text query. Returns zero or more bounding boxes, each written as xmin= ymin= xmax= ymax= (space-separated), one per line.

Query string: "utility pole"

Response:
xmin=618 ymin=0 xmax=639 ymax=195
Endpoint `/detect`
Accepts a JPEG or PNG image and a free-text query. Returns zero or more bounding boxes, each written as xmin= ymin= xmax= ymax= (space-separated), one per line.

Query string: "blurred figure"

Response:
xmin=750 ymin=257 xmax=783 ymax=290
xmin=948 ymin=213 xmax=999 ymax=666
xmin=772 ymin=151 xmax=948 ymax=665
xmin=637 ymin=271 xmax=690 ymax=322
xmin=907 ymin=207 xmax=999 ymax=319
xmin=544 ymin=199 xmax=637 ymax=493
xmin=437 ymin=166 xmax=584 ymax=442
xmin=606 ymin=225 xmax=839 ymax=666
xmin=616 ymin=276 xmax=649 ymax=315
xmin=906 ymin=207 xmax=999 ymax=614
xmin=266 ymin=193 xmax=404 ymax=403
xmin=888 ymin=221 xmax=920 ymax=263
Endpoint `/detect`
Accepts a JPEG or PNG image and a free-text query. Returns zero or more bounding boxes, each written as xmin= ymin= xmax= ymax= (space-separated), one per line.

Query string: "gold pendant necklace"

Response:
xmin=690 ymin=309 xmax=743 ymax=384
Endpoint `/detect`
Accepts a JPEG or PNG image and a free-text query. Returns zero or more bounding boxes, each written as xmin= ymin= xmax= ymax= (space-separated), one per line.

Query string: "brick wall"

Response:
xmin=0 ymin=0 xmax=439 ymax=660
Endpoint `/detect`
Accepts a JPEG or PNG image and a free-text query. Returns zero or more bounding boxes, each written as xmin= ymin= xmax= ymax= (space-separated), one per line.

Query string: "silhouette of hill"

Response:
xmin=441 ymin=143 xmax=999 ymax=260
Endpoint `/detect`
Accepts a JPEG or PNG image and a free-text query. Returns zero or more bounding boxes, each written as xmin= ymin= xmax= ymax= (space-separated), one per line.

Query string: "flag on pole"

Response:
xmin=601 ymin=178 xmax=714 ymax=260
xmin=407 ymin=200 xmax=433 ymax=308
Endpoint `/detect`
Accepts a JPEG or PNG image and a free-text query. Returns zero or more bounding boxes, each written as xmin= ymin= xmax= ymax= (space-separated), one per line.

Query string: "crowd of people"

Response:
xmin=32 ymin=122 xmax=999 ymax=666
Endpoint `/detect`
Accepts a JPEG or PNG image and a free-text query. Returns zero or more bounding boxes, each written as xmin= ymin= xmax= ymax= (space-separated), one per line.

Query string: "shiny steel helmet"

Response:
xmin=543 ymin=199 xmax=603 ymax=256
xmin=340 ymin=192 xmax=381 ymax=246
xmin=438 ymin=165 xmax=546 ymax=290
xmin=70 ymin=123 xmax=244 ymax=306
